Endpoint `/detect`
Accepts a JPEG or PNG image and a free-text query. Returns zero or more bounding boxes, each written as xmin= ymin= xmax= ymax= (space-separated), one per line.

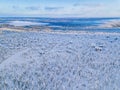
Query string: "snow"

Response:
xmin=8 ymin=21 xmax=48 ymax=26
xmin=0 ymin=30 xmax=120 ymax=90
xmin=99 ymin=20 xmax=120 ymax=28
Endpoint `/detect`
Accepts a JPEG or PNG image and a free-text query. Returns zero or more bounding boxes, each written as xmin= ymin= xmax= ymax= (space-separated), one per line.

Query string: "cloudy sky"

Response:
xmin=0 ymin=0 xmax=120 ymax=17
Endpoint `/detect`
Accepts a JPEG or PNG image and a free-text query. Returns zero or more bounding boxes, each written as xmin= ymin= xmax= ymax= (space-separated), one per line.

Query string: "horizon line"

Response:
xmin=0 ymin=16 xmax=120 ymax=19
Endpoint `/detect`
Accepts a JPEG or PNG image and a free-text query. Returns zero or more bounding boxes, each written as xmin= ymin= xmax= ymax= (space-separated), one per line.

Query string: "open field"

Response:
xmin=0 ymin=30 xmax=120 ymax=90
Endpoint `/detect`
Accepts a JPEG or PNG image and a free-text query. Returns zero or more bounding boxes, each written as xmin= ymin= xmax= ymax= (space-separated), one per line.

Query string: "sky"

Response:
xmin=0 ymin=0 xmax=120 ymax=17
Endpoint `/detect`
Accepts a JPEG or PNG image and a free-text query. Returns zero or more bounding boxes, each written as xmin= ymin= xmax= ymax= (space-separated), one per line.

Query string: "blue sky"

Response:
xmin=0 ymin=0 xmax=120 ymax=17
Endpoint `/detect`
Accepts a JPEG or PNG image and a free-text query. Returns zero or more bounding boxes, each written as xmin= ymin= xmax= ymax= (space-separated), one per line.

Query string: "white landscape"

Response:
xmin=8 ymin=21 xmax=48 ymax=26
xmin=0 ymin=30 xmax=120 ymax=90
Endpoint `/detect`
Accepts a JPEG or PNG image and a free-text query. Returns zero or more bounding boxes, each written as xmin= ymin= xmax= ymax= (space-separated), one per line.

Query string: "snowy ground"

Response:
xmin=0 ymin=30 xmax=120 ymax=90
xmin=8 ymin=21 xmax=48 ymax=26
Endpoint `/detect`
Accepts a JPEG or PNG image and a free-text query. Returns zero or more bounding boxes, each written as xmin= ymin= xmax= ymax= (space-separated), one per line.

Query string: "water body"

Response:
xmin=0 ymin=17 xmax=120 ymax=32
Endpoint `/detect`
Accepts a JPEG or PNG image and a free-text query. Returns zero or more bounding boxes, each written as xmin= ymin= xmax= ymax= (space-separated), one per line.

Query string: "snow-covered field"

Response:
xmin=0 ymin=30 xmax=120 ymax=90
xmin=8 ymin=21 xmax=48 ymax=26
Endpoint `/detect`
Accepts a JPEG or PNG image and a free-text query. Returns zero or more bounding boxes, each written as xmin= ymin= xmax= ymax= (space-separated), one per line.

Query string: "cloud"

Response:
xmin=44 ymin=6 xmax=64 ymax=11
xmin=73 ymin=3 xmax=104 ymax=8
xmin=72 ymin=3 xmax=105 ymax=15
xmin=73 ymin=3 xmax=80 ymax=6
xmin=12 ymin=6 xmax=20 ymax=9
xmin=25 ymin=6 xmax=40 ymax=11
xmin=12 ymin=5 xmax=40 ymax=11
xmin=8 ymin=2 xmax=120 ymax=17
